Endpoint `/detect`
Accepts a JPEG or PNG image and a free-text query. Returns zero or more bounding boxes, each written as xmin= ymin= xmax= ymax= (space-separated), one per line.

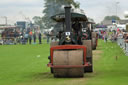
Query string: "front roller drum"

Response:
xmin=53 ymin=50 xmax=84 ymax=77
xmin=50 ymin=42 xmax=59 ymax=73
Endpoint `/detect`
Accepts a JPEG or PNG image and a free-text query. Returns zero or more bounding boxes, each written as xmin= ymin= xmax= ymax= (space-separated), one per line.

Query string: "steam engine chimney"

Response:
xmin=64 ymin=6 xmax=71 ymax=32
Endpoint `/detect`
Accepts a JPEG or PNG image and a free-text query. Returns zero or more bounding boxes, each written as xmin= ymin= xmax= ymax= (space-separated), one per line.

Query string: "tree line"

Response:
xmin=32 ymin=0 xmax=121 ymax=30
xmin=33 ymin=0 xmax=80 ymax=30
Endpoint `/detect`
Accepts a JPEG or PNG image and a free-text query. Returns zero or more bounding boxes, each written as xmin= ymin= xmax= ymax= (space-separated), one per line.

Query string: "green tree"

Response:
xmin=42 ymin=0 xmax=80 ymax=30
xmin=104 ymin=15 xmax=120 ymax=20
xmin=32 ymin=16 xmax=45 ymax=29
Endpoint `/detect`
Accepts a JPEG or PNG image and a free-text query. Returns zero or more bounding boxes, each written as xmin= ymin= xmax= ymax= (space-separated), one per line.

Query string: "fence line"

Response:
xmin=116 ymin=37 xmax=128 ymax=56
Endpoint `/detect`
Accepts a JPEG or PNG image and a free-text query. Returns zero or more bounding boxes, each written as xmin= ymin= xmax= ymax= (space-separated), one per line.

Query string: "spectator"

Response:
xmin=117 ymin=30 xmax=123 ymax=38
xmin=124 ymin=33 xmax=128 ymax=43
xmin=111 ymin=32 xmax=117 ymax=42
xmin=29 ymin=31 xmax=33 ymax=44
xmin=14 ymin=31 xmax=17 ymax=45
xmin=104 ymin=31 xmax=108 ymax=43
xmin=98 ymin=31 xmax=101 ymax=39
xmin=33 ymin=33 xmax=36 ymax=44
xmin=24 ymin=33 xmax=29 ymax=44
xmin=38 ymin=32 xmax=42 ymax=44
xmin=47 ymin=32 xmax=50 ymax=44
xmin=0 ymin=39 xmax=3 ymax=45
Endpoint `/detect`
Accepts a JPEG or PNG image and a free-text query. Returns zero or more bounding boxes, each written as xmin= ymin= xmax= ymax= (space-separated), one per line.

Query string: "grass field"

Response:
xmin=86 ymin=40 xmax=128 ymax=85
xmin=0 ymin=40 xmax=128 ymax=85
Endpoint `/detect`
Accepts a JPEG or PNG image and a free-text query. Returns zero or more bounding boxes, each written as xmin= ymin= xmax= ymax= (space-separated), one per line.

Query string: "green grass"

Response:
xmin=86 ymin=40 xmax=128 ymax=85
xmin=0 ymin=40 xmax=128 ymax=85
xmin=0 ymin=44 xmax=50 ymax=85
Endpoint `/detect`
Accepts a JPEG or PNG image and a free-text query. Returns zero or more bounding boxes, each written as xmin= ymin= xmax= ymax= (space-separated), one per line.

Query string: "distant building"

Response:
xmin=119 ymin=19 xmax=128 ymax=24
xmin=101 ymin=19 xmax=128 ymax=26
xmin=101 ymin=20 xmax=119 ymax=25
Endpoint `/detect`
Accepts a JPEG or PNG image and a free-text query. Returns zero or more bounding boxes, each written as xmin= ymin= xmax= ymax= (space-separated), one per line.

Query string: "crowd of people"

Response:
xmin=1 ymin=27 xmax=128 ymax=45
xmin=97 ymin=30 xmax=109 ymax=43
xmin=20 ymin=30 xmax=42 ymax=45
xmin=0 ymin=28 xmax=42 ymax=45
xmin=97 ymin=28 xmax=128 ymax=43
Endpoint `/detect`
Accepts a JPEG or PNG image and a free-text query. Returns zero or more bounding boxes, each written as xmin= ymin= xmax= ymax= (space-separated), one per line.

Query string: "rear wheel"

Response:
xmin=84 ymin=58 xmax=93 ymax=72
xmin=92 ymin=38 xmax=96 ymax=50
xmin=82 ymin=40 xmax=93 ymax=73
xmin=92 ymin=32 xmax=97 ymax=50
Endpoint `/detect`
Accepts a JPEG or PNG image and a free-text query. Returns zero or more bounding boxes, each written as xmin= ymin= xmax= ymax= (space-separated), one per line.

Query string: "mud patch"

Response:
xmin=93 ymin=50 xmax=102 ymax=61
xmin=67 ymin=78 xmax=87 ymax=85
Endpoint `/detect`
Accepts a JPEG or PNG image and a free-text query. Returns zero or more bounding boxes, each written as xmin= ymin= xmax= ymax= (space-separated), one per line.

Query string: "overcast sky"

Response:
xmin=0 ymin=0 xmax=128 ymax=25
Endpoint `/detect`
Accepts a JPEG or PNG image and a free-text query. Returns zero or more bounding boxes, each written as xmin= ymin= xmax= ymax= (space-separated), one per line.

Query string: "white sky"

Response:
xmin=0 ymin=0 xmax=128 ymax=25
xmin=76 ymin=0 xmax=128 ymax=23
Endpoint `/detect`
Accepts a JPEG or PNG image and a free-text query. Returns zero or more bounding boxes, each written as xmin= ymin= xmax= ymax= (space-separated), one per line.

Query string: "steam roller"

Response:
xmin=48 ymin=6 xmax=94 ymax=77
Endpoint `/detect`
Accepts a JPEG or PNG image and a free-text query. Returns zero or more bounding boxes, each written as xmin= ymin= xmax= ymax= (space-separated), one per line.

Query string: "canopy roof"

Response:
xmin=51 ymin=12 xmax=88 ymax=22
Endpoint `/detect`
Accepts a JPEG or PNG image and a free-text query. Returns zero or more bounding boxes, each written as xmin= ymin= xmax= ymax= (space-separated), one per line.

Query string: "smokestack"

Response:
xmin=64 ymin=6 xmax=71 ymax=32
